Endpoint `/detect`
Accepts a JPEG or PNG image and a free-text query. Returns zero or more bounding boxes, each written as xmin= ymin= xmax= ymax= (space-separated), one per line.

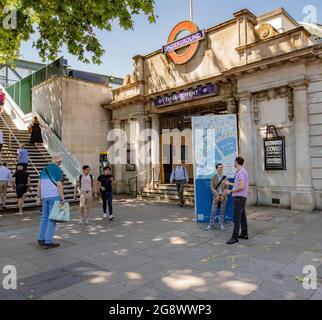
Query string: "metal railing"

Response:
xmin=34 ymin=112 xmax=82 ymax=183
xmin=0 ymin=114 xmax=39 ymax=175
xmin=0 ymin=83 xmax=32 ymax=130
xmin=1 ymin=83 xmax=81 ymax=182
xmin=128 ymin=165 xmax=161 ymax=197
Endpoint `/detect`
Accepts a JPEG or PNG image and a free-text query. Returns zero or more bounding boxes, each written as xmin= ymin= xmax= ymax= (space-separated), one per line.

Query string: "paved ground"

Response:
xmin=0 ymin=197 xmax=322 ymax=300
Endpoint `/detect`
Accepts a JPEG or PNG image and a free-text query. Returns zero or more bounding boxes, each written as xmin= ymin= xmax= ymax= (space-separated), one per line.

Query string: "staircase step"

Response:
xmin=0 ymin=110 xmax=79 ymax=211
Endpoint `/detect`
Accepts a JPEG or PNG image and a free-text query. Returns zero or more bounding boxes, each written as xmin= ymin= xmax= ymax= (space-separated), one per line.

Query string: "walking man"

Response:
xmin=17 ymin=144 xmax=29 ymax=171
xmin=0 ymin=162 xmax=12 ymax=211
xmin=207 ymin=163 xmax=228 ymax=231
xmin=97 ymin=166 xmax=115 ymax=221
xmin=74 ymin=165 xmax=97 ymax=225
xmin=36 ymin=153 xmax=65 ymax=249
xmin=225 ymin=156 xmax=249 ymax=245
xmin=170 ymin=162 xmax=189 ymax=207
xmin=12 ymin=164 xmax=30 ymax=215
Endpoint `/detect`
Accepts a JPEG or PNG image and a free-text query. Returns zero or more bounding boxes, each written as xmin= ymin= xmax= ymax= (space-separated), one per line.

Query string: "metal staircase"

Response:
xmin=0 ymin=111 xmax=78 ymax=211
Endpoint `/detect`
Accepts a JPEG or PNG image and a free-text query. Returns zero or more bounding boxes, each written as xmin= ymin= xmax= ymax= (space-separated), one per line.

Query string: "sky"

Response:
xmin=20 ymin=0 xmax=322 ymax=79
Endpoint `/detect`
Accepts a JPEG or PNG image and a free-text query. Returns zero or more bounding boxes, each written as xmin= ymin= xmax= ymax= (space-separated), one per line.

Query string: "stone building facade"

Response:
xmin=33 ymin=76 xmax=112 ymax=178
xmin=103 ymin=8 xmax=322 ymax=211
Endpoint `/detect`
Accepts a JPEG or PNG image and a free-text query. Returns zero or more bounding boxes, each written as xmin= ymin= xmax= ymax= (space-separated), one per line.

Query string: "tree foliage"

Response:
xmin=0 ymin=0 xmax=155 ymax=64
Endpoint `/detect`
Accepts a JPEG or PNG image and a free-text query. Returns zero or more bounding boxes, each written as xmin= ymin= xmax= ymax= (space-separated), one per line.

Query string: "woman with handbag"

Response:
xmin=36 ymin=153 xmax=65 ymax=249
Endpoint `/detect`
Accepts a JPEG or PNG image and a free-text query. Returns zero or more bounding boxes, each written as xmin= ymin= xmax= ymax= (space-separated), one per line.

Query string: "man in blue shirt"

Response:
xmin=17 ymin=144 xmax=29 ymax=171
xmin=170 ymin=163 xmax=189 ymax=207
xmin=36 ymin=153 xmax=65 ymax=249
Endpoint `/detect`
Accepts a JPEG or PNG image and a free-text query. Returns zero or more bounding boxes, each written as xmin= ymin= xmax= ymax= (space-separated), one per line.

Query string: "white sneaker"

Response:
xmin=16 ymin=211 xmax=23 ymax=215
xmin=103 ymin=213 xmax=108 ymax=219
xmin=84 ymin=218 xmax=89 ymax=225
xmin=205 ymin=225 xmax=212 ymax=231
xmin=108 ymin=214 xmax=114 ymax=221
xmin=78 ymin=218 xmax=84 ymax=225
xmin=220 ymin=224 xmax=226 ymax=231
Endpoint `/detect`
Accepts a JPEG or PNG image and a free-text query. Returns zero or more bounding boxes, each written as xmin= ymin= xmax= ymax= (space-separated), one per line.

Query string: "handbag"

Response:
xmin=49 ymin=201 xmax=70 ymax=223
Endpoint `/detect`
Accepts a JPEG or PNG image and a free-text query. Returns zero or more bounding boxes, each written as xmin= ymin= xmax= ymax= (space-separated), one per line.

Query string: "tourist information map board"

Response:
xmin=192 ymin=115 xmax=238 ymax=223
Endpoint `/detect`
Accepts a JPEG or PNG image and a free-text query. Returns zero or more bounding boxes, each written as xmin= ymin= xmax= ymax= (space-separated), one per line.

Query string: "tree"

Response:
xmin=0 ymin=0 xmax=155 ymax=65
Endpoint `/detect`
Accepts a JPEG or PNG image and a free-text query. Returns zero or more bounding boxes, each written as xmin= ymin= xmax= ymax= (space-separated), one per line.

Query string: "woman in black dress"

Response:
xmin=29 ymin=116 xmax=43 ymax=146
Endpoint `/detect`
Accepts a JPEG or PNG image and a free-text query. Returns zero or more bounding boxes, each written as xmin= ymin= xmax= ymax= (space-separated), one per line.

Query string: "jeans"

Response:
xmin=175 ymin=180 xmax=185 ymax=204
xmin=37 ymin=196 xmax=61 ymax=244
xmin=232 ymin=196 xmax=248 ymax=239
xmin=101 ymin=191 xmax=113 ymax=215
xmin=209 ymin=197 xmax=227 ymax=227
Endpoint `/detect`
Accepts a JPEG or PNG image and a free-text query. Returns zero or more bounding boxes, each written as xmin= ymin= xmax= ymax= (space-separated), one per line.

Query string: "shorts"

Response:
xmin=16 ymin=184 xmax=27 ymax=199
xmin=80 ymin=191 xmax=93 ymax=210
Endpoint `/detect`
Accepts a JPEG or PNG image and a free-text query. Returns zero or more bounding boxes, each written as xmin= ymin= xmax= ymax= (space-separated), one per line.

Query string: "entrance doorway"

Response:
xmin=159 ymin=103 xmax=227 ymax=184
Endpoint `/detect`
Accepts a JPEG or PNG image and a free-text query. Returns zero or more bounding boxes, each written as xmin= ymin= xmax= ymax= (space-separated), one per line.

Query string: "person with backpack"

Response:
xmin=0 ymin=89 xmax=6 ymax=113
xmin=74 ymin=165 xmax=97 ymax=225
xmin=97 ymin=166 xmax=115 ymax=221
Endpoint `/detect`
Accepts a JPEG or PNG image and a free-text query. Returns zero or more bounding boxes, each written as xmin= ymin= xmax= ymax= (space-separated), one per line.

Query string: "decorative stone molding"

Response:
xmin=252 ymin=91 xmax=269 ymax=124
xmin=111 ymin=119 xmax=121 ymax=128
xmin=226 ymin=97 xmax=238 ymax=114
xmin=252 ymin=86 xmax=294 ymax=124
xmin=256 ymin=23 xmax=278 ymax=40
xmin=273 ymin=87 xmax=294 ymax=121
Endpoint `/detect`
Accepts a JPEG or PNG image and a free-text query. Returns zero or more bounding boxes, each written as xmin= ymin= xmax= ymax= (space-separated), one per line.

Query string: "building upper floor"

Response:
xmin=109 ymin=7 xmax=322 ymax=107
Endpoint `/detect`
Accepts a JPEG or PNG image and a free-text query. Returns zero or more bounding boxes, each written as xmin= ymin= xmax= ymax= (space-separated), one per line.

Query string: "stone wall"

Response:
xmin=307 ymin=60 xmax=322 ymax=209
xmin=61 ymin=77 xmax=112 ymax=178
xmin=33 ymin=76 xmax=113 ymax=178
xmin=32 ymin=76 xmax=63 ymax=138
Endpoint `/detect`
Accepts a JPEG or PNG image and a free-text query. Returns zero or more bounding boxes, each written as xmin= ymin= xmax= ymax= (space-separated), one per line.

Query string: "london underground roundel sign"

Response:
xmin=162 ymin=21 xmax=205 ymax=65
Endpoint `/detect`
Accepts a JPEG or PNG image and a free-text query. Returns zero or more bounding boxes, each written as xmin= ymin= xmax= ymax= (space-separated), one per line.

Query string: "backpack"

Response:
xmin=79 ymin=174 xmax=93 ymax=189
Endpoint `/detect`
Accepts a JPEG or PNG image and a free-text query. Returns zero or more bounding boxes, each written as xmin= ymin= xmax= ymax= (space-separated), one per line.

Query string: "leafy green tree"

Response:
xmin=0 ymin=0 xmax=155 ymax=64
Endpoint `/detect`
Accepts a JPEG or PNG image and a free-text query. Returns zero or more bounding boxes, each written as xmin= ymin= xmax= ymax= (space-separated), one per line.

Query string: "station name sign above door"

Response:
xmin=163 ymin=21 xmax=205 ymax=65
xmin=154 ymin=83 xmax=219 ymax=108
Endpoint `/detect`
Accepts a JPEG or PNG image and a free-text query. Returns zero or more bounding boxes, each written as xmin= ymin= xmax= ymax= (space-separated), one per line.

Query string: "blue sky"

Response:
xmin=20 ymin=0 xmax=322 ymax=78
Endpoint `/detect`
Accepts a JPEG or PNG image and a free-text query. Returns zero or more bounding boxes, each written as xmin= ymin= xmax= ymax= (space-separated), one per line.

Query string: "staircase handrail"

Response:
xmin=33 ymin=111 xmax=82 ymax=182
xmin=0 ymin=84 xmax=31 ymax=129
xmin=0 ymin=114 xmax=40 ymax=175
xmin=128 ymin=165 xmax=161 ymax=197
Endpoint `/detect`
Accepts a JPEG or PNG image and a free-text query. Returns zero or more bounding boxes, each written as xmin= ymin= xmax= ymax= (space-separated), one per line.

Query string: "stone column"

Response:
xmin=290 ymin=82 xmax=314 ymax=211
xmin=129 ymin=113 xmax=149 ymax=192
xmin=238 ymin=93 xmax=257 ymax=205
xmin=150 ymin=114 xmax=161 ymax=186
xmin=226 ymin=97 xmax=237 ymax=114
xmin=110 ymin=119 xmax=123 ymax=194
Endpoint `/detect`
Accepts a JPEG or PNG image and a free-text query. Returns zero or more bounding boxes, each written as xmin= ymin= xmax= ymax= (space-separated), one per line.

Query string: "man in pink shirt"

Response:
xmin=224 ymin=156 xmax=249 ymax=245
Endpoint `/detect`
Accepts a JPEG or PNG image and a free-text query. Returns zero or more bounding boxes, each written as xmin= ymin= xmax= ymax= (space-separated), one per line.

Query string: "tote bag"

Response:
xmin=49 ymin=201 xmax=70 ymax=223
